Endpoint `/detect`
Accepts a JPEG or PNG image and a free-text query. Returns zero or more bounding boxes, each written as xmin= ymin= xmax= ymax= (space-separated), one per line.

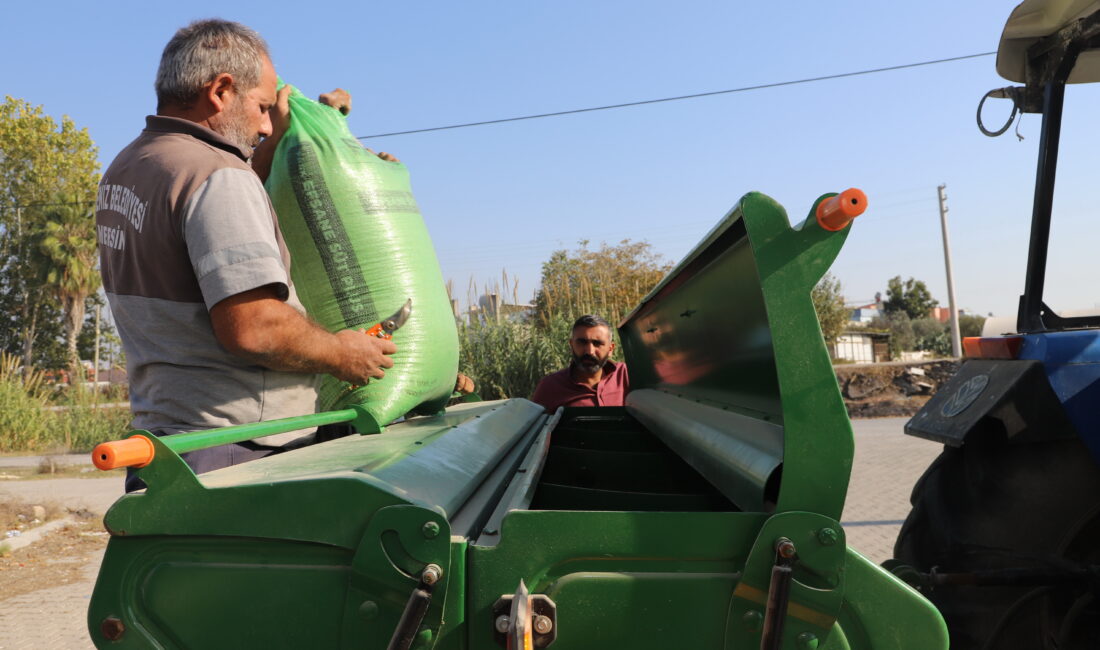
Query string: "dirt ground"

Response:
xmin=836 ymin=360 xmax=960 ymax=418
xmin=1 ymin=469 xmax=122 ymax=609
xmin=0 ymin=506 xmax=107 ymax=601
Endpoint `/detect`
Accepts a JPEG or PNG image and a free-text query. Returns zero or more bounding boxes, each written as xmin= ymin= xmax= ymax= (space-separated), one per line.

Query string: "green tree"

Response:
xmin=0 ymin=97 xmax=100 ymax=371
xmin=811 ymin=272 xmax=849 ymax=347
xmin=883 ymin=276 xmax=938 ymax=320
xmin=911 ymin=317 xmax=951 ymax=356
xmin=533 ymin=239 xmax=672 ymax=328
xmin=0 ymin=284 xmax=66 ymax=369
xmin=870 ymin=311 xmax=915 ymax=359
xmin=959 ymin=313 xmax=987 ymax=338
xmin=39 ymin=197 xmax=101 ymax=376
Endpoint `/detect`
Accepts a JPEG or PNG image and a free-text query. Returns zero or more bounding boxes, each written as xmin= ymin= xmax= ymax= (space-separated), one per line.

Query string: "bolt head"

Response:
xmin=742 ymin=610 xmax=763 ymax=632
xmin=422 ymin=564 xmax=443 ymax=585
xmin=776 ymin=538 xmax=797 ymax=558
xmin=495 ymin=615 xmax=511 ymax=634
xmin=422 ymin=521 xmax=441 ymax=539
xmin=359 ymin=601 xmax=379 ymax=620
xmin=817 ymin=527 xmax=839 ymax=546
xmin=797 ymin=632 xmax=820 ymax=649
xmin=533 ymin=614 xmax=554 ymax=635
xmin=101 ymin=617 xmax=126 ymax=641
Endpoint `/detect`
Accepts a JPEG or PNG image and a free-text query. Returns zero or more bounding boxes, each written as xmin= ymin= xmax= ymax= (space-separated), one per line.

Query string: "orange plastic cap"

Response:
xmin=963 ymin=336 xmax=1023 ymax=359
xmin=92 ymin=435 xmax=155 ymax=471
xmin=816 ymin=188 xmax=868 ymax=231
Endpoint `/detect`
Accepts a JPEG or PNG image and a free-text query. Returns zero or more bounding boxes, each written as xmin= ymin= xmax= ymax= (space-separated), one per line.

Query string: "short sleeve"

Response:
xmin=182 ymin=167 xmax=290 ymax=309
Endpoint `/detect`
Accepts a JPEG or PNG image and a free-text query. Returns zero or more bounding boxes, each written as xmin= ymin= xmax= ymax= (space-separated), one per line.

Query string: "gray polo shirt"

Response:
xmin=97 ymin=116 xmax=319 ymax=440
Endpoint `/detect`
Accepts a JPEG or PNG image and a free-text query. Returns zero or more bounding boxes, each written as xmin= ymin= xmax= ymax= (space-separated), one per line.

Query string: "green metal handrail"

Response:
xmin=92 ymin=405 xmax=378 ymax=471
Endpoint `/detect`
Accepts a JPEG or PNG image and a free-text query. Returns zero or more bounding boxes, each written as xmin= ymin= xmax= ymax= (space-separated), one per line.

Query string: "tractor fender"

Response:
xmin=905 ymin=359 xmax=1077 ymax=447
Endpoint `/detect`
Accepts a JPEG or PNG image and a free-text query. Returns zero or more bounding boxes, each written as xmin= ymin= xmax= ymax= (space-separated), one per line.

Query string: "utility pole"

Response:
xmin=937 ymin=184 xmax=962 ymax=357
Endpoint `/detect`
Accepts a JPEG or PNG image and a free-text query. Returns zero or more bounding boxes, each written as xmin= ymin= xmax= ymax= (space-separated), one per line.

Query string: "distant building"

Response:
xmin=92 ymin=367 xmax=128 ymax=385
xmin=930 ymin=307 xmax=965 ymax=323
xmin=849 ymin=304 xmax=880 ymax=324
xmin=833 ymin=331 xmax=890 ymax=363
xmin=45 ymin=364 xmax=127 ymax=389
xmin=464 ymin=293 xmax=535 ymax=325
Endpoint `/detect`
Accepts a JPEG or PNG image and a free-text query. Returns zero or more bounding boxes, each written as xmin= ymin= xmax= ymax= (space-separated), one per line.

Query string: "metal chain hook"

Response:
xmin=977 ymin=88 xmax=1021 ymax=138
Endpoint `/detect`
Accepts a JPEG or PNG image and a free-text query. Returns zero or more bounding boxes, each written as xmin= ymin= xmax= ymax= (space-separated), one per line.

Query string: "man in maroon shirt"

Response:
xmin=531 ymin=314 xmax=630 ymax=412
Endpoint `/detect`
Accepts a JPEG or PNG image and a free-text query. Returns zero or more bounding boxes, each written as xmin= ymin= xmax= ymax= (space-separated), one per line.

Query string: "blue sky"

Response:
xmin=5 ymin=1 xmax=1098 ymax=319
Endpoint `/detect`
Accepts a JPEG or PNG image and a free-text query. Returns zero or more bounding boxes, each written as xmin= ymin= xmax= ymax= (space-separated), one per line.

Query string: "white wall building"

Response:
xmin=833 ymin=331 xmax=889 ymax=363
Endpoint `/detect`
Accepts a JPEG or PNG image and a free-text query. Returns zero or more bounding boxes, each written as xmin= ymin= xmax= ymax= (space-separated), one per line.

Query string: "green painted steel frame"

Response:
xmin=466 ymin=508 xmax=945 ymax=649
xmin=744 ymin=193 xmax=857 ymax=518
xmin=468 ymin=510 xmax=768 ymax=649
xmin=465 ymin=192 xmax=948 ymax=649
xmin=89 ymin=400 xmax=545 ymax=649
xmin=87 ymin=192 xmax=949 ymax=650
xmin=621 ymin=191 xmax=857 ymax=520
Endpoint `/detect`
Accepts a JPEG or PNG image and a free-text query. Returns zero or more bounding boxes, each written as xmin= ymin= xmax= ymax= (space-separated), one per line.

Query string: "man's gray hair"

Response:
xmin=155 ymin=19 xmax=270 ymax=110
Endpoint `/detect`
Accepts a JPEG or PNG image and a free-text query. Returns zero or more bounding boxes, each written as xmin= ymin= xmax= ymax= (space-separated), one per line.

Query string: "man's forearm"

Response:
xmin=210 ymin=287 xmax=394 ymax=385
xmin=224 ymin=303 xmax=342 ymax=374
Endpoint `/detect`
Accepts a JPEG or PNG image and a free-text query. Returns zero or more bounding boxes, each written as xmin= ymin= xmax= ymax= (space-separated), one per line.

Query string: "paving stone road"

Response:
xmin=0 ymin=417 xmax=942 ymax=648
xmin=0 ymin=549 xmax=105 ymax=650
xmin=842 ymin=417 xmax=943 ymax=563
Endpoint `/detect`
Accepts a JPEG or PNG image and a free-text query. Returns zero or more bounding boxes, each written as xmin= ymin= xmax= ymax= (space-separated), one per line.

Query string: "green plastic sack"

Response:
xmin=265 ymin=84 xmax=458 ymax=427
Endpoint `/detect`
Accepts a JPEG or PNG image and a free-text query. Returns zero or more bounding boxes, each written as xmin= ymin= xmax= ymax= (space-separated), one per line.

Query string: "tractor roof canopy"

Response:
xmin=998 ymin=0 xmax=1100 ymax=82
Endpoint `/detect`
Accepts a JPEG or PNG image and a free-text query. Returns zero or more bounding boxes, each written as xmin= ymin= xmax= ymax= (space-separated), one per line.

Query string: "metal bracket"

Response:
xmin=492 ymin=579 xmax=557 ymax=649
xmin=342 ymin=505 xmax=452 ymax=648
xmin=387 ymin=564 xmax=444 ymax=650
xmin=724 ymin=512 xmax=847 ymax=650
xmin=760 ymin=538 xmax=798 ymax=650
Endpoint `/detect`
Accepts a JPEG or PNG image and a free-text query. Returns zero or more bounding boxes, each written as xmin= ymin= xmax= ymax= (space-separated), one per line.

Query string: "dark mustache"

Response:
xmin=578 ymin=355 xmax=599 ymax=364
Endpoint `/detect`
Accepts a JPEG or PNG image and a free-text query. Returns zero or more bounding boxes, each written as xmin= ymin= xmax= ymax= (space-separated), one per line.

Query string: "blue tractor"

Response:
xmin=890 ymin=2 xmax=1100 ymax=648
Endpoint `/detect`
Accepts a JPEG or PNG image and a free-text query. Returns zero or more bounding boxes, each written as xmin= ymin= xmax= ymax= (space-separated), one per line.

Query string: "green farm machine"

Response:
xmin=85 ymin=3 xmax=1100 ymax=647
xmin=86 ymin=184 xmax=948 ymax=649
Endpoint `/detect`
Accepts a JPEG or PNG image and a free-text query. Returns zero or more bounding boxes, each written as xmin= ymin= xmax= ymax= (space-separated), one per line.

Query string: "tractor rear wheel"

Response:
xmin=894 ymin=430 xmax=1100 ymax=650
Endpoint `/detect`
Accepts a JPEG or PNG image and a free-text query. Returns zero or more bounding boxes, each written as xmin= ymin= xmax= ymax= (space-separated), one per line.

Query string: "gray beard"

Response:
xmin=218 ymin=102 xmax=261 ymax=156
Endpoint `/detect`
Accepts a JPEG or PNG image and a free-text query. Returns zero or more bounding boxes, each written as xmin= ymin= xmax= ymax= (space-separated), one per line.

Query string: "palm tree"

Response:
xmin=39 ymin=196 xmax=99 ymax=380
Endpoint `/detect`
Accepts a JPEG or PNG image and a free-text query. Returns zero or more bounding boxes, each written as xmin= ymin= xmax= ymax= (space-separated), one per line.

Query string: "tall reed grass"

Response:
xmin=49 ymin=385 xmax=132 ymax=452
xmin=457 ymin=315 xmax=573 ymax=401
xmin=0 ymin=352 xmax=131 ymax=453
xmin=0 ymin=353 xmax=50 ymax=451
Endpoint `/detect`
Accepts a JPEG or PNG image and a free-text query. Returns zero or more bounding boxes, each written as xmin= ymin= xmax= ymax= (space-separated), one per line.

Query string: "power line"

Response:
xmin=358 ymin=52 xmax=995 ymax=140
xmin=435 ymin=219 xmax=717 ymax=257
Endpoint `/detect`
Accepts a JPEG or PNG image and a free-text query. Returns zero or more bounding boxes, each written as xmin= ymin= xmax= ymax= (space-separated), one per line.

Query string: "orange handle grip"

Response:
xmin=816 ymin=188 xmax=867 ymax=231
xmin=363 ymin=323 xmax=393 ymax=340
xmin=345 ymin=324 xmax=392 ymax=391
xmin=92 ymin=435 xmax=155 ymax=471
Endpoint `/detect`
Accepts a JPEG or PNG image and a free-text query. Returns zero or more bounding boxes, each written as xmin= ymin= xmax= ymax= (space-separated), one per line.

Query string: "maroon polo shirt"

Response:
xmin=531 ymin=361 xmax=630 ymax=412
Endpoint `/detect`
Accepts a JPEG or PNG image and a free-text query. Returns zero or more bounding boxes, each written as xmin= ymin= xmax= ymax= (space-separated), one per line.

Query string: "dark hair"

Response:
xmin=572 ymin=314 xmax=612 ymax=332
xmin=155 ymin=19 xmax=269 ymax=110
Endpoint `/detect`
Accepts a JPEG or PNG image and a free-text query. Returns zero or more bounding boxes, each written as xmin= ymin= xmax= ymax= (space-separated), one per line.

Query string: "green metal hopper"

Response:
xmin=88 ymin=190 xmax=946 ymax=649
